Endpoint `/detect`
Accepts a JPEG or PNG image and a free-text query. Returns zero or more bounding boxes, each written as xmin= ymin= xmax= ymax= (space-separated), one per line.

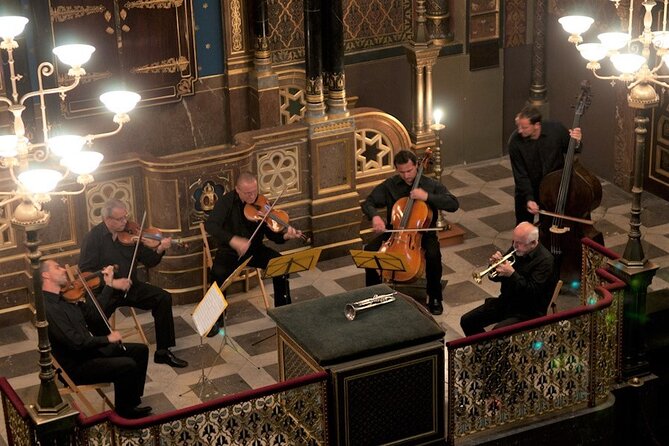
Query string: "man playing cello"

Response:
xmin=361 ymin=150 xmax=459 ymax=315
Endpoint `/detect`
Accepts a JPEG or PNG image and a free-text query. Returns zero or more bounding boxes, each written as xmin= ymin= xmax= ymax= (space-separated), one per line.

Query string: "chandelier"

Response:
xmin=559 ymin=0 xmax=669 ymax=109
xmin=0 ymin=15 xmax=139 ymax=223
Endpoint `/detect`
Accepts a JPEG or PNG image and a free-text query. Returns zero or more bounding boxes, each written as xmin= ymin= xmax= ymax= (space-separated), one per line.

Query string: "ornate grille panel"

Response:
xmin=355 ymin=129 xmax=394 ymax=176
xmin=256 ymin=146 xmax=301 ymax=196
xmin=85 ymin=178 xmax=136 ymax=229
xmin=0 ymin=202 xmax=15 ymax=250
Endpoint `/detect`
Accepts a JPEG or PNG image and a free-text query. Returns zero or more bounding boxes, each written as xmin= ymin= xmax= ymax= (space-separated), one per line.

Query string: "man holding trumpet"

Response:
xmin=460 ymin=222 xmax=555 ymax=336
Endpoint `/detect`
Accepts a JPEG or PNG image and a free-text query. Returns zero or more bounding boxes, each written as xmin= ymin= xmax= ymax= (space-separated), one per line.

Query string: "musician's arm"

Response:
xmin=205 ymin=192 xmax=236 ymax=247
xmin=505 ymin=253 xmax=554 ymax=307
xmin=361 ymin=182 xmax=388 ymax=221
xmin=425 ymin=181 xmax=459 ymax=212
xmin=47 ymin=302 xmax=109 ymax=352
xmin=137 ymin=243 xmax=164 ymax=269
xmin=78 ymin=229 xmax=101 ymax=273
xmin=509 ymin=140 xmax=535 ymax=205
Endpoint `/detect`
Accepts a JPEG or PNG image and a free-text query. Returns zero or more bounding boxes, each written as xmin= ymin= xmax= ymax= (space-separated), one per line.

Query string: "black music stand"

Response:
xmin=349 ymin=249 xmax=408 ymax=289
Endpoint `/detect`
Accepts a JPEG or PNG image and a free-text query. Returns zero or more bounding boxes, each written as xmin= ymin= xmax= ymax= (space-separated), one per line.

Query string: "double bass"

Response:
xmin=378 ymin=150 xmax=433 ymax=283
xmin=538 ymin=81 xmax=603 ymax=284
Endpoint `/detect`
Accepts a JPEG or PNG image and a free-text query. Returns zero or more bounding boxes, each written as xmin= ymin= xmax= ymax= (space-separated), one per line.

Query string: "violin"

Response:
xmin=244 ymin=195 xmax=311 ymax=243
xmin=378 ymin=149 xmax=433 ymax=283
xmin=117 ymin=220 xmax=187 ymax=249
xmin=61 ymin=270 xmax=104 ymax=302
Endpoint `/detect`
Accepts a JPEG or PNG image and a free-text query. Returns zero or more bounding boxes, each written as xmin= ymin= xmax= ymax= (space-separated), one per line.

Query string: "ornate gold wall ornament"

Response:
xmin=85 ymin=178 xmax=135 ymax=228
xmin=355 ymin=129 xmax=394 ymax=176
xmin=256 ymin=146 xmax=301 ymax=196
xmin=280 ymin=86 xmax=307 ymax=124
xmin=311 ymin=120 xmax=354 ymax=135
xmin=131 ymin=56 xmax=191 ymax=74
xmin=231 ymin=0 xmax=244 ymax=53
xmin=326 ymin=72 xmax=345 ymax=91
xmin=124 ymin=0 xmax=184 ymax=8
xmin=57 ymin=71 xmax=112 ymax=86
xmin=306 ymin=76 xmax=323 ymax=96
xmin=0 ymin=202 xmax=16 ymax=250
xmin=177 ymin=78 xmax=194 ymax=96
xmin=50 ymin=5 xmax=107 ymax=23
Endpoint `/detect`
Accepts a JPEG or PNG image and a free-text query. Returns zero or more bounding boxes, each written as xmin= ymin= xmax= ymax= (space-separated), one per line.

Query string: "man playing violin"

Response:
xmin=509 ymin=105 xmax=582 ymax=225
xmin=361 ymin=149 xmax=459 ymax=315
xmin=42 ymin=260 xmax=152 ymax=419
xmin=205 ymin=172 xmax=303 ymax=333
xmin=79 ymin=199 xmax=188 ymax=368
xmin=460 ymin=222 xmax=555 ymax=336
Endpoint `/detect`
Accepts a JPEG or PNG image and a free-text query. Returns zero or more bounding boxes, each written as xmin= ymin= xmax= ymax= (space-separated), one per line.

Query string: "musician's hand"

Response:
xmin=527 ymin=200 xmax=540 ymax=215
xmin=102 ymin=266 xmax=115 ymax=287
xmin=372 ymin=216 xmax=386 ymax=233
xmin=490 ymin=251 xmax=503 ymax=263
xmin=283 ymin=226 xmax=302 ymax=240
xmin=230 ymin=236 xmax=250 ymax=257
xmin=156 ymin=236 xmax=172 ymax=254
xmin=410 ymin=188 xmax=428 ymax=201
xmin=107 ymin=331 xmax=122 ymax=343
xmin=569 ymin=127 xmax=582 ymax=142
xmin=112 ymin=278 xmax=132 ymax=291
xmin=495 ymin=261 xmax=515 ymax=277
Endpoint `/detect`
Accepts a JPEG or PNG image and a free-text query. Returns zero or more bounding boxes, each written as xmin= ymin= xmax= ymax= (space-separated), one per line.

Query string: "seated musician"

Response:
xmin=42 ymin=260 xmax=152 ymax=419
xmin=460 ymin=222 xmax=556 ymax=336
xmin=79 ymin=199 xmax=188 ymax=368
xmin=204 ymin=172 xmax=303 ymax=335
xmin=361 ymin=149 xmax=459 ymax=315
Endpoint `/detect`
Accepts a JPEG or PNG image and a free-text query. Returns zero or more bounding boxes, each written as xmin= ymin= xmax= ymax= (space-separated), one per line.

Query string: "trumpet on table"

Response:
xmin=472 ymin=249 xmax=516 ymax=284
xmin=345 ymin=292 xmax=397 ymax=321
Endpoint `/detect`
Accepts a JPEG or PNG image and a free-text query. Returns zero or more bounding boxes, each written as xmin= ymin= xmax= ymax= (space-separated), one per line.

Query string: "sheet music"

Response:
xmin=192 ymin=282 xmax=228 ymax=337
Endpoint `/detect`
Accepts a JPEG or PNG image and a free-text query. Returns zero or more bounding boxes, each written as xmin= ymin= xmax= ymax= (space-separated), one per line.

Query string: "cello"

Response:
xmin=378 ymin=149 xmax=433 ymax=283
xmin=538 ymin=81 xmax=603 ymax=284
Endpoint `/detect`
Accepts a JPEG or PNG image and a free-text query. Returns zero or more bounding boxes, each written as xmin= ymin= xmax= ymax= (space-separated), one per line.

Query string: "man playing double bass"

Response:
xmin=361 ymin=150 xmax=459 ymax=315
xmin=509 ymin=105 xmax=582 ymax=225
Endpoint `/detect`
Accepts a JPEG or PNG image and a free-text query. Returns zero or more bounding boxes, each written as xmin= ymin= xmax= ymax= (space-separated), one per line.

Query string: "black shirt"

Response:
xmin=508 ymin=120 xmax=575 ymax=205
xmin=205 ymin=190 xmax=286 ymax=258
xmin=79 ymin=221 xmax=164 ymax=280
xmin=361 ymin=174 xmax=459 ymax=228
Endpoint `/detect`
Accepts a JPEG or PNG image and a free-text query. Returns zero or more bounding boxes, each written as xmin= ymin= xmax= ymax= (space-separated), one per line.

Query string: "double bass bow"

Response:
xmin=538 ymin=81 xmax=603 ymax=283
xmin=378 ymin=149 xmax=433 ymax=283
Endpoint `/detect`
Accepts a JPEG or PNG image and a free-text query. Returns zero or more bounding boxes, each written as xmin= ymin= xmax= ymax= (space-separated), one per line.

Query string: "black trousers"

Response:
xmin=211 ymin=244 xmax=290 ymax=307
xmin=460 ymin=297 xmax=534 ymax=336
xmin=91 ymin=282 xmax=176 ymax=351
xmin=64 ymin=342 xmax=148 ymax=411
xmin=364 ymin=233 xmax=444 ymax=302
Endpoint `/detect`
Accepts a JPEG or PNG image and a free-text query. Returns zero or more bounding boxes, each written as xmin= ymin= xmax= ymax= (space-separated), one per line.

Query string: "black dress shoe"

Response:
xmin=429 ymin=299 xmax=443 ymax=316
xmin=154 ymin=350 xmax=188 ymax=368
xmin=117 ymin=405 xmax=153 ymax=419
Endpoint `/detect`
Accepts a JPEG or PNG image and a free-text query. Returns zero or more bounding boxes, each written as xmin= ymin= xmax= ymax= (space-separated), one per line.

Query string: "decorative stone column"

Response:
xmin=426 ymin=0 xmax=453 ymax=45
xmin=304 ymin=0 xmax=327 ymax=122
xmin=528 ymin=0 xmax=548 ymax=112
xmin=323 ymin=0 xmax=348 ymax=117
xmin=249 ymin=0 xmax=280 ymax=129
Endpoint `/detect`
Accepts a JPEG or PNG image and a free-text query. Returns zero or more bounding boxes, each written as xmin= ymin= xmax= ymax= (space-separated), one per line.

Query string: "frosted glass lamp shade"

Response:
xmin=559 ymin=16 xmax=594 ymax=35
xmin=610 ymin=53 xmax=646 ymax=74
xmin=577 ymin=43 xmax=608 ymax=62
xmin=48 ymin=135 xmax=86 ymax=158
xmin=0 ymin=16 xmax=29 ymax=41
xmin=598 ymin=32 xmax=631 ymax=50
xmin=62 ymin=151 xmax=103 ymax=174
xmin=52 ymin=44 xmax=95 ymax=68
xmin=18 ymin=169 xmax=62 ymax=194
xmin=0 ymin=135 xmax=18 ymax=157
xmin=100 ymin=91 xmax=141 ymax=114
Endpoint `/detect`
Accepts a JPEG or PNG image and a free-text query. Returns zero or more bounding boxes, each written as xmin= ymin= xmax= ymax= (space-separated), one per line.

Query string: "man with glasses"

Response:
xmin=79 ymin=198 xmax=188 ymax=368
xmin=460 ymin=222 xmax=555 ymax=336
xmin=509 ymin=105 xmax=582 ymax=225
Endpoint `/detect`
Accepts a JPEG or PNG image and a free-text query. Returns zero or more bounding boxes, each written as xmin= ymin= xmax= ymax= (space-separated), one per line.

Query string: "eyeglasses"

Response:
xmin=108 ymin=214 xmax=128 ymax=222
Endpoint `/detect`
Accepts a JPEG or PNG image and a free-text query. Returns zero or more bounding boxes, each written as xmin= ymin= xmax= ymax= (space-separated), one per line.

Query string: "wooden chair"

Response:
xmin=110 ymin=307 xmax=149 ymax=345
xmin=547 ymin=280 xmax=564 ymax=315
xmin=199 ymin=222 xmax=269 ymax=310
xmin=51 ymin=355 xmax=114 ymax=416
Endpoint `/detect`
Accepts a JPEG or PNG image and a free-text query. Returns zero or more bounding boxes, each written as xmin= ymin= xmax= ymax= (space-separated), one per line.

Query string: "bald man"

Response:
xmin=460 ymin=222 xmax=556 ymax=336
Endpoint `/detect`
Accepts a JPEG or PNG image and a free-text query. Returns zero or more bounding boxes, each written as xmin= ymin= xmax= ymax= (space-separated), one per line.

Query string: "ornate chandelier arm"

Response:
xmin=84 ymin=121 xmax=125 ymax=144
xmin=0 ymin=195 xmax=23 ymax=208
xmin=19 ymin=63 xmax=81 ymax=107
xmin=47 ymin=186 xmax=87 ymax=197
xmin=641 ymin=77 xmax=669 ymax=89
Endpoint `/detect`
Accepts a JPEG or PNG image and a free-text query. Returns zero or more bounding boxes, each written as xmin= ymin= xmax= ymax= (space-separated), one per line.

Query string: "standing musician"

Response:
xmin=42 ymin=260 xmax=152 ymax=419
xmin=361 ymin=149 xmax=459 ymax=315
xmin=460 ymin=222 xmax=555 ymax=336
xmin=79 ymin=199 xmax=188 ymax=368
xmin=509 ymin=105 xmax=582 ymax=225
xmin=204 ymin=172 xmax=303 ymax=334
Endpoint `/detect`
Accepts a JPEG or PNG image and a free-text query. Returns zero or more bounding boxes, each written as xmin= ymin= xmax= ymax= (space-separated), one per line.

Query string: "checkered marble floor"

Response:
xmin=2 ymin=156 xmax=669 ymax=445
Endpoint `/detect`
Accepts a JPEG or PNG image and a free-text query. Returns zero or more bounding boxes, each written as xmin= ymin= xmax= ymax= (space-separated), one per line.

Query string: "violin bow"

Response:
xmin=74 ymin=267 xmax=126 ymax=351
xmin=124 ymin=211 xmax=147 ymax=299
xmin=383 ymin=228 xmax=444 ymax=233
xmin=242 ymin=186 xmax=287 ymax=258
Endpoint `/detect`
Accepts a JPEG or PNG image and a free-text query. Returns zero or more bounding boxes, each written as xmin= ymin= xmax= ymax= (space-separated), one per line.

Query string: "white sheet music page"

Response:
xmin=192 ymin=282 xmax=228 ymax=337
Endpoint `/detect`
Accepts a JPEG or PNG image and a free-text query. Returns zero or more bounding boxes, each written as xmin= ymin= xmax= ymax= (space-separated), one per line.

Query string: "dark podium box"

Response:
xmin=269 ymin=284 xmax=445 ymax=446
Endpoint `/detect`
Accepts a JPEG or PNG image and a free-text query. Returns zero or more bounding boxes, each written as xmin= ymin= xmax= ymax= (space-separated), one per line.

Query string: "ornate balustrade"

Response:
xmin=1 ymin=371 xmax=328 ymax=445
xmin=446 ymin=238 xmax=625 ymax=444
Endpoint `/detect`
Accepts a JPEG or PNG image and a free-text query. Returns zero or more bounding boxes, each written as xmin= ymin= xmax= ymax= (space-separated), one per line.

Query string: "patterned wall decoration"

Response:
xmin=355 ymin=129 xmax=394 ymax=177
xmin=267 ymin=0 xmax=412 ymax=65
xmin=256 ymin=146 xmax=301 ymax=196
xmin=188 ymin=171 xmax=233 ymax=226
xmin=0 ymin=203 xmax=15 ymax=250
xmin=504 ymin=0 xmax=527 ymax=48
xmin=192 ymin=0 xmax=224 ymax=76
xmin=278 ymin=68 xmax=307 ymax=124
xmin=85 ymin=178 xmax=136 ymax=228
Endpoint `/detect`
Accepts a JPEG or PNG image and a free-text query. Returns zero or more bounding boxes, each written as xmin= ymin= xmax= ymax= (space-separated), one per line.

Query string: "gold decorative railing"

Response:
xmin=446 ymin=238 xmax=625 ymax=444
xmin=1 ymin=372 xmax=329 ymax=445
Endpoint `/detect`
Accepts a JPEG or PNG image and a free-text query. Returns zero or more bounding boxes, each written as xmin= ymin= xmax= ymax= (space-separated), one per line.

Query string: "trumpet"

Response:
xmin=472 ymin=249 xmax=516 ymax=284
xmin=345 ymin=292 xmax=397 ymax=321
